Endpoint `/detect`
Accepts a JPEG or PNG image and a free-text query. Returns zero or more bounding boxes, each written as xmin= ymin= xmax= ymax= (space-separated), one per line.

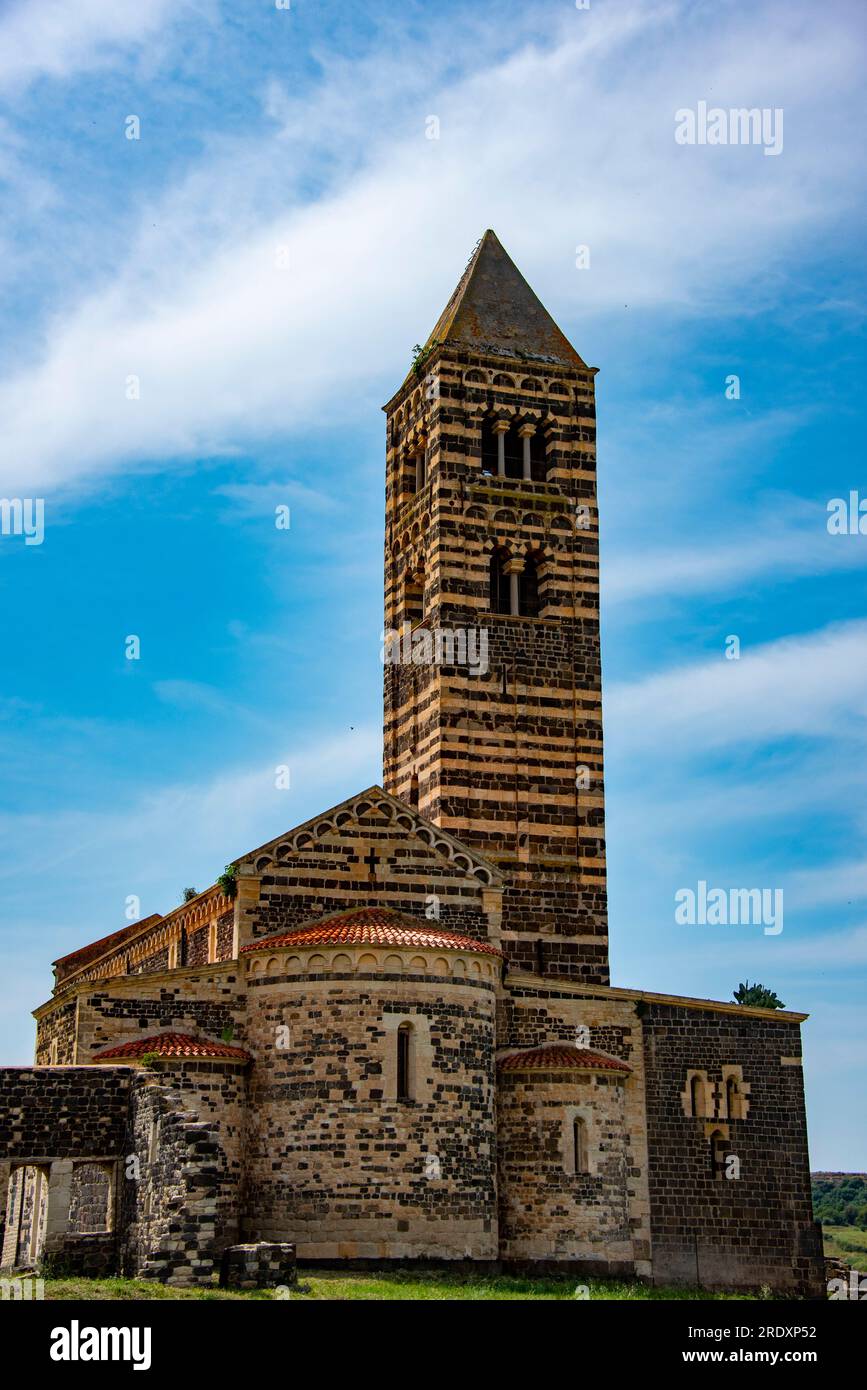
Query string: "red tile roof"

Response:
xmin=92 ymin=1032 xmax=250 ymax=1062
xmin=240 ymin=906 xmax=502 ymax=957
xmin=498 ymin=1045 xmax=630 ymax=1072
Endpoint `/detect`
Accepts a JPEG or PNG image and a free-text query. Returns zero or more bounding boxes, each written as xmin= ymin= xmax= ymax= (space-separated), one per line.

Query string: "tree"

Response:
xmin=733 ymin=980 xmax=785 ymax=1010
xmin=182 ymin=887 xmax=198 ymax=903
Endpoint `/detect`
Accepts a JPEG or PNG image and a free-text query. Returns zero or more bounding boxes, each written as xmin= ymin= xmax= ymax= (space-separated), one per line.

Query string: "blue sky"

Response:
xmin=0 ymin=0 xmax=865 ymax=1168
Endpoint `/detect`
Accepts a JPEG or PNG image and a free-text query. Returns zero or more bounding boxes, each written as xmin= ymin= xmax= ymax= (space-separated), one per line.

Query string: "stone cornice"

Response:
xmin=32 ymin=959 xmax=240 ymax=1020
xmin=504 ymin=972 xmax=808 ymax=1023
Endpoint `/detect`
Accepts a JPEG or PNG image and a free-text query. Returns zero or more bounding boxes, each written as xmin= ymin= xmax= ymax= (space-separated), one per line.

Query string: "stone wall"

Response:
xmin=68 ymin=1161 xmax=113 ymax=1233
xmin=236 ymin=795 xmax=501 ymax=951
xmin=0 ymin=1066 xmax=131 ymax=1269
xmin=243 ymin=944 xmax=498 ymax=1260
xmin=45 ymin=890 xmax=235 ymax=998
xmin=0 ymin=1065 xmax=133 ymax=1160
xmin=382 ymin=344 xmax=608 ymax=984
xmin=120 ymin=1063 xmax=246 ymax=1285
xmin=33 ymin=997 xmax=77 ymax=1065
xmin=497 ymin=978 xmax=652 ymax=1272
xmin=497 ymin=1066 xmax=633 ymax=1267
xmin=55 ymin=965 xmax=246 ymax=1061
xmin=640 ymin=999 xmax=825 ymax=1295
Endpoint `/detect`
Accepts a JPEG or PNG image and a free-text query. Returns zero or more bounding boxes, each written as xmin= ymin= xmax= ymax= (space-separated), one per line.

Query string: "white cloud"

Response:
xmin=0 ymin=0 xmax=864 ymax=494
xmin=788 ymin=861 xmax=867 ymax=911
xmin=214 ymin=480 xmax=337 ymax=518
xmin=604 ymin=497 xmax=867 ymax=604
xmin=607 ymin=619 xmax=867 ymax=755
xmin=0 ymin=724 xmax=381 ymax=911
xmin=0 ymin=0 xmax=189 ymax=90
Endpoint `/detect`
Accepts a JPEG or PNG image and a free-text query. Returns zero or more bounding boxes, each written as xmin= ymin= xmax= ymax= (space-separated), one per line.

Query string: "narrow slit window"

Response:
xmin=710 ymin=1129 xmax=727 ymax=1179
xmin=573 ymin=1117 xmax=587 ymax=1175
xmin=397 ymin=1023 xmax=412 ymax=1101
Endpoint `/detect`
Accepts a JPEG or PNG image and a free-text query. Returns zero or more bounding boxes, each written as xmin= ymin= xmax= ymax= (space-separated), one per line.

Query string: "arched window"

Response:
xmin=709 ymin=1129 xmax=727 ymax=1179
xmin=397 ymin=1023 xmax=413 ymax=1101
xmin=408 ymin=774 xmax=419 ymax=808
xmin=726 ymin=1075 xmax=739 ymax=1120
xmin=489 ymin=548 xmax=510 ymax=614
xmin=690 ymin=1075 xmax=703 ymax=1118
xmin=573 ymin=1117 xmax=588 ymax=1175
xmin=519 ymin=555 xmax=540 ymax=617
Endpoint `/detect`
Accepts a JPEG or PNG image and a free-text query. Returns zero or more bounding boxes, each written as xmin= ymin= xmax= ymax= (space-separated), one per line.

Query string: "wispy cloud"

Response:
xmin=788 ymin=860 xmax=867 ymax=911
xmin=608 ymin=619 xmax=867 ymax=754
xmin=0 ymin=0 xmax=864 ymax=494
xmin=604 ymin=496 xmax=867 ymax=604
xmin=0 ymin=723 xmax=381 ymax=921
xmin=214 ymin=480 xmax=337 ymax=518
xmin=0 ymin=0 xmax=192 ymax=91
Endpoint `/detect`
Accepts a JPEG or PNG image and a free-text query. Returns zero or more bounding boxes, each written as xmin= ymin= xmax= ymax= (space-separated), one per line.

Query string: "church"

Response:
xmin=0 ymin=232 xmax=824 ymax=1294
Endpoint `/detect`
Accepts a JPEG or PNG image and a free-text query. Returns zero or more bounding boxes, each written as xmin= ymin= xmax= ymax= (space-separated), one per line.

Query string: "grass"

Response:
xmin=822 ymin=1225 xmax=867 ymax=1273
xmin=26 ymin=1269 xmax=756 ymax=1301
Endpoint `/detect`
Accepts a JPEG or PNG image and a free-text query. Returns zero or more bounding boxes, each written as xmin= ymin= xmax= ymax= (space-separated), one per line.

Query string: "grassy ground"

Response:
xmin=823 ymin=1225 xmax=867 ymax=1273
xmin=24 ymin=1269 xmax=757 ymax=1301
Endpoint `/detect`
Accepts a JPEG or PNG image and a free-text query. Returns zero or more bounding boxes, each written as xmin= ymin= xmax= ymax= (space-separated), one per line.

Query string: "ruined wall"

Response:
xmin=243 ymin=944 xmax=498 ymax=1260
xmin=121 ymin=1062 xmax=247 ymax=1286
xmin=640 ymin=1000 xmax=824 ymax=1295
xmin=34 ymin=997 xmax=77 ymax=1065
xmin=0 ymin=1066 xmax=132 ymax=1269
xmin=68 ymin=1161 xmax=113 ymax=1233
xmin=0 ymin=1065 xmax=133 ymax=1160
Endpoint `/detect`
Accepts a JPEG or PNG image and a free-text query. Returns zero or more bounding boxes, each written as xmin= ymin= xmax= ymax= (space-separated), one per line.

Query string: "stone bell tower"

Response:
xmin=382 ymin=231 xmax=608 ymax=984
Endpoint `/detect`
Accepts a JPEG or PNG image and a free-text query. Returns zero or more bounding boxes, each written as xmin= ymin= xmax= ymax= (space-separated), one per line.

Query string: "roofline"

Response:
xmin=51 ymin=912 xmax=163 ymax=969
xmin=496 ymin=1044 xmax=631 ymax=1071
xmin=49 ymin=883 xmax=231 ymax=993
xmin=240 ymin=909 xmax=503 ymax=956
xmin=236 ymin=782 xmax=505 ymax=882
xmin=91 ymin=1032 xmax=251 ymax=1064
xmin=504 ymin=972 xmax=808 ymax=1023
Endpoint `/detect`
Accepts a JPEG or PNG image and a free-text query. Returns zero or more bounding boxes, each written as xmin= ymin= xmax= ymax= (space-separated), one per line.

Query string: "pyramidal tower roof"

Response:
xmin=421 ymin=229 xmax=587 ymax=369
